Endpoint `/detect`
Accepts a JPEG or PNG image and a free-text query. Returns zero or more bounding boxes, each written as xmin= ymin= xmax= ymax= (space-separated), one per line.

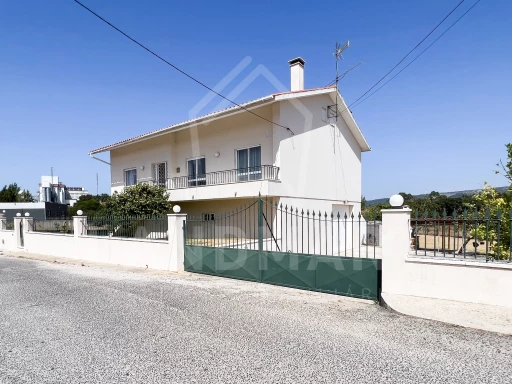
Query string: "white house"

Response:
xmin=89 ymin=57 xmax=370 ymax=221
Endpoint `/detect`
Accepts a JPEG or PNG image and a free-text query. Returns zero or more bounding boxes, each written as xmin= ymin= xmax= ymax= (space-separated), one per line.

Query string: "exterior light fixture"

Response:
xmin=24 ymin=212 xmax=30 ymax=217
xmin=215 ymin=152 xmax=220 ymax=157
xmin=389 ymin=194 xmax=404 ymax=209
xmin=77 ymin=210 xmax=84 ymax=216
xmin=172 ymin=205 xmax=181 ymax=213
xmin=16 ymin=213 xmax=21 ymax=217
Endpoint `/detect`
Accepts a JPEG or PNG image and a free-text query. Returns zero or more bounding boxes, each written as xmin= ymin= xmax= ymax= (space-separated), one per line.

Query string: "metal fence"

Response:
xmin=86 ymin=215 xmax=168 ymax=240
xmin=1 ymin=219 xmax=14 ymax=230
xmin=168 ymin=165 xmax=280 ymax=189
xmin=185 ymin=198 xmax=380 ymax=258
xmin=412 ymin=209 xmax=512 ymax=262
xmin=33 ymin=219 xmax=74 ymax=234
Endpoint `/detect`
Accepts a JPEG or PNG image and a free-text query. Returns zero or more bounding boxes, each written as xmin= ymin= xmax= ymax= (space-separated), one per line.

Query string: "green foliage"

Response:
xmin=68 ymin=198 xmax=105 ymax=217
xmin=106 ymin=184 xmax=171 ymax=216
xmin=0 ymin=183 xmax=34 ymax=202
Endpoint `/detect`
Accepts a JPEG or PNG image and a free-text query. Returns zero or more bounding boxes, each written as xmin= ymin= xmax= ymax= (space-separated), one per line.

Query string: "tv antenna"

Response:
xmin=331 ymin=41 xmax=350 ymax=122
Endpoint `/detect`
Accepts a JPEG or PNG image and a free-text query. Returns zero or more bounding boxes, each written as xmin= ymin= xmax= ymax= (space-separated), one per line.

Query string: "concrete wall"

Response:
xmin=0 ymin=230 xmax=15 ymax=251
xmin=381 ymin=209 xmax=512 ymax=308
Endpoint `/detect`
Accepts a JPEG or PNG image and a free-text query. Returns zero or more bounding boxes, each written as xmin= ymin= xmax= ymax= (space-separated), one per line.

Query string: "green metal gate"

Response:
xmin=184 ymin=198 xmax=381 ymax=300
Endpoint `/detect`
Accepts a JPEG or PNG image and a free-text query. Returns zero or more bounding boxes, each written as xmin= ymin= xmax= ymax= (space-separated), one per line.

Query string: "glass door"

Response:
xmin=237 ymin=146 xmax=261 ymax=181
xmin=187 ymin=158 xmax=206 ymax=187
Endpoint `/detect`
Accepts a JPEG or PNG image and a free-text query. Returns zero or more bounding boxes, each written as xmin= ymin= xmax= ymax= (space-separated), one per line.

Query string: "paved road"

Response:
xmin=0 ymin=255 xmax=511 ymax=383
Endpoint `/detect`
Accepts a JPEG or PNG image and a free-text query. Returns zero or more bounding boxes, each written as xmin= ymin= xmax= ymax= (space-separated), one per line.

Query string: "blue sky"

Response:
xmin=0 ymin=0 xmax=510 ymax=199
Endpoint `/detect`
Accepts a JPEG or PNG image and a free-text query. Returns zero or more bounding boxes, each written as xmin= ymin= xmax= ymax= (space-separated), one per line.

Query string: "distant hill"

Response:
xmin=366 ymin=186 xmax=510 ymax=206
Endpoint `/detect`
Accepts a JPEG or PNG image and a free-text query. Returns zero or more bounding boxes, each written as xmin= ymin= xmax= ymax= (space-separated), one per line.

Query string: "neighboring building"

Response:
xmin=38 ymin=176 xmax=89 ymax=207
xmin=89 ymin=57 xmax=371 ymax=218
xmin=0 ymin=202 xmax=68 ymax=220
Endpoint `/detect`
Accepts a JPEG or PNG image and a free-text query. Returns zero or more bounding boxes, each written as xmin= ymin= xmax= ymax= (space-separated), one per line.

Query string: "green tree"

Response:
xmin=0 ymin=183 xmax=34 ymax=202
xmin=107 ymin=184 xmax=171 ymax=216
xmin=68 ymin=199 xmax=106 ymax=217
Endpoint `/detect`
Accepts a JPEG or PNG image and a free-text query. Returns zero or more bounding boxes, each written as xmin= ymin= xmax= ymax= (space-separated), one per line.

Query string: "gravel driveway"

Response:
xmin=0 ymin=255 xmax=510 ymax=383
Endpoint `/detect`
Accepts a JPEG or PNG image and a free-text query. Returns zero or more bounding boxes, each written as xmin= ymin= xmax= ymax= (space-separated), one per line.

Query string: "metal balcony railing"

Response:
xmin=167 ymin=165 xmax=279 ymax=190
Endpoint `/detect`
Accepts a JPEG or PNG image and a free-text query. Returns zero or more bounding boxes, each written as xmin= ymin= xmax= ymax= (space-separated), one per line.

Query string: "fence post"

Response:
xmin=73 ymin=215 xmax=87 ymax=237
xmin=381 ymin=207 xmax=412 ymax=298
xmin=0 ymin=213 xmax=5 ymax=230
xmin=258 ymin=198 xmax=263 ymax=281
xmin=168 ymin=213 xmax=187 ymax=272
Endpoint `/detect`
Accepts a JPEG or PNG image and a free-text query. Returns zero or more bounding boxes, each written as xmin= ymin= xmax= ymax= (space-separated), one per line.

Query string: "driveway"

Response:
xmin=0 ymin=255 xmax=510 ymax=383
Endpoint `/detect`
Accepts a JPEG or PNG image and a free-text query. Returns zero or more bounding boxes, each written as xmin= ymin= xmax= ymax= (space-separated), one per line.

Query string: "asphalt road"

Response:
xmin=0 ymin=255 xmax=511 ymax=384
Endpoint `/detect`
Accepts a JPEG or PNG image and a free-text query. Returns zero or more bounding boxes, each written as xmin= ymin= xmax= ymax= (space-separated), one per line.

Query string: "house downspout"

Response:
xmin=89 ymin=154 xmax=111 ymax=165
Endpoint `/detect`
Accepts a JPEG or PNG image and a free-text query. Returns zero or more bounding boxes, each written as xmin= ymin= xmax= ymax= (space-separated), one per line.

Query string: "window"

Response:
xmin=187 ymin=157 xmax=206 ymax=187
xmin=152 ymin=162 xmax=167 ymax=187
xmin=237 ymin=146 xmax=261 ymax=181
xmin=203 ymin=213 xmax=215 ymax=221
xmin=125 ymin=169 xmax=137 ymax=186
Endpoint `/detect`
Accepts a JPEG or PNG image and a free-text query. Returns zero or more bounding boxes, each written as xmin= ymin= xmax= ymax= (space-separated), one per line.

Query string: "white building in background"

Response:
xmin=38 ymin=176 xmax=88 ymax=207
xmin=89 ymin=57 xmax=371 ymax=218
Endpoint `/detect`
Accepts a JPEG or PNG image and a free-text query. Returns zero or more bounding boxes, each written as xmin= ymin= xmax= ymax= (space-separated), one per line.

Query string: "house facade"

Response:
xmin=89 ymin=58 xmax=370 ymax=221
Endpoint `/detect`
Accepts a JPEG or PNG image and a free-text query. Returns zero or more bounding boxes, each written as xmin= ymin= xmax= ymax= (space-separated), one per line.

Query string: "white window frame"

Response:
xmin=186 ymin=156 xmax=206 ymax=187
xmin=235 ymin=145 xmax=262 ymax=181
xmin=124 ymin=168 xmax=137 ymax=187
xmin=151 ymin=161 xmax=168 ymax=187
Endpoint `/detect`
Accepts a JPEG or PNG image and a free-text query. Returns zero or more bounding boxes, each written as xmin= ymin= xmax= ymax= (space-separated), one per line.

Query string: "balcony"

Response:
xmin=167 ymin=165 xmax=279 ymax=190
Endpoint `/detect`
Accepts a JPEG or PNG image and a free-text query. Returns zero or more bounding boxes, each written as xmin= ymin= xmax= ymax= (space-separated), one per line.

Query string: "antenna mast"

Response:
xmin=333 ymin=41 xmax=350 ymax=121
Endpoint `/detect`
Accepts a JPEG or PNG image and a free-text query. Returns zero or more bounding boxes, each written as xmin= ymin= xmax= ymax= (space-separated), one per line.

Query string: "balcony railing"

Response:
xmin=167 ymin=165 xmax=279 ymax=190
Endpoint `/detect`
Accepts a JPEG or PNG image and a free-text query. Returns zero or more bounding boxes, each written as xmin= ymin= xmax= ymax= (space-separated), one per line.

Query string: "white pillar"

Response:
xmin=167 ymin=214 xmax=187 ymax=272
xmin=381 ymin=208 xmax=412 ymax=295
xmin=23 ymin=217 xmax=34 ymax=233
xmin=0 ymin=213 xmax=5 ymax=230
xmin=13 ymin=217 xmax=23 ymax=248
xmin=73 ymin=216 xmax=87 ymax=237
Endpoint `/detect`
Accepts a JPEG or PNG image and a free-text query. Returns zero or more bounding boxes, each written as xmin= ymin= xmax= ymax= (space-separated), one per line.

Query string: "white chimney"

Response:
xmin=288 ymin=57 xmax=305 ymax=91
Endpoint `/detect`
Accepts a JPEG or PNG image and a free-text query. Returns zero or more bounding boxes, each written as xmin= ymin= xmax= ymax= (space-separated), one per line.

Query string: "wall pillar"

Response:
xmin=73 ymin=216 xmax=87 ymax=238
xmin=381 ymin=208 xmax=412 ymax=295
xmin=167 ymin=214 xmax=187 ymax=272
xmin=0 ymin=213 xmax=5 ymax=230
xmin=23 ymin=217 xmax=34 ymax=233
xmin=13 ymin=217 xmax=23 ymax=249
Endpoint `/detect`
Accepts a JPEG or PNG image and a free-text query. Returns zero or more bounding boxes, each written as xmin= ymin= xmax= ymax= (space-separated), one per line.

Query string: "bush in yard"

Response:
xmin=107 ymin=184 xmax=172 ymax=216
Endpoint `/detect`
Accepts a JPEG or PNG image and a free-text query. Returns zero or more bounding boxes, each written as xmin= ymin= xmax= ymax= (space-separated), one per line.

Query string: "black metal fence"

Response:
xmin=168 ymin=165 xmax=279 ymax=189
xmin=33 ymin=219 xmax=74 ymax=234
xmin=1 ymin=219 xmax=14 ymax=230
xmin=86 ymin=215 xmax=168 ymax=240
xmin=185 ymin=198 xmax=380 ymax=258
xmin=412 ymin=209 xmax=512 ymax=262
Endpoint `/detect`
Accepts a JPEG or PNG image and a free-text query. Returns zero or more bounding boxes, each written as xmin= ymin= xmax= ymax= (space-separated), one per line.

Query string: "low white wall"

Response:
xmin=22 ymin=232 xmax=172 ymax=271
xmin=382 ymin=209 xmax=512 ymax=308
xmin=0 ymin=230 xmax=16 ymax=251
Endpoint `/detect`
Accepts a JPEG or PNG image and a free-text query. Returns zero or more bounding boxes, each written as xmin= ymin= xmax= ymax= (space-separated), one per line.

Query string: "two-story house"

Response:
xmin=89 ymin=57 xmax=371 ymax=220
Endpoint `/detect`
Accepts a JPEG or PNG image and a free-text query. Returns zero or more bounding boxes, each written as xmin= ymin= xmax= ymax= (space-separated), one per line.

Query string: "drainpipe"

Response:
xmin=89 ymin=154 xmax=110 ymax=165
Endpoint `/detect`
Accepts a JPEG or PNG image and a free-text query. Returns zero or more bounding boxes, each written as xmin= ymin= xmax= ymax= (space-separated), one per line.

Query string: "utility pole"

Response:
xmin=96 ymin=173 xmax=99 ymax=196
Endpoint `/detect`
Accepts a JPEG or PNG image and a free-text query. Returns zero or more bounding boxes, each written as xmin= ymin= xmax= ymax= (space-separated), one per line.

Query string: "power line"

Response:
xmin=349 ymin=0 xmax=466 ymax=107
xmin=350 ymin=0 xmax=482 ymax=109
xmin=73 ymin=0 xmax=295 ymax=135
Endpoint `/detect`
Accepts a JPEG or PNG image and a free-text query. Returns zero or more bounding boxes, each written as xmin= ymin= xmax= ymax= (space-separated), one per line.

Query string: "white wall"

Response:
xmin=275 ymin=94 xmax=362 ymax=205
xmin=382 ymin=209 xmax=512 ymax=308
xmin=0 ymin=230 xmax=15 ymax=251
xmin=22 ymin=232 xmax=172 ymax=271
